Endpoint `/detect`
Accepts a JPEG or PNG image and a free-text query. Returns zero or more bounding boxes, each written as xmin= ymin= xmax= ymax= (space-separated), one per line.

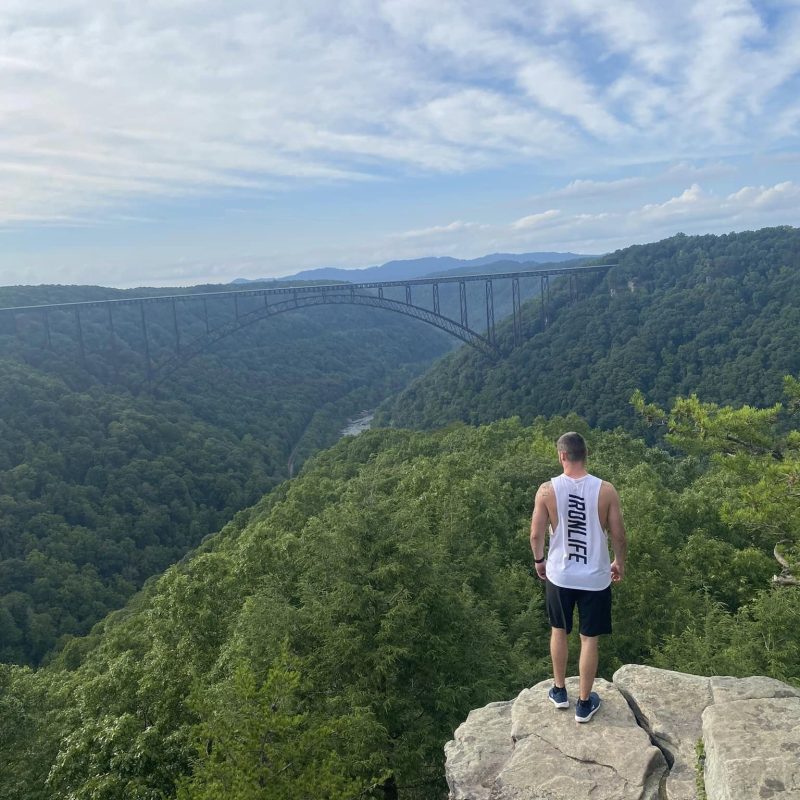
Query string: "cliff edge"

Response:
xmin=445 ymin=665 xmax=800 ymax=800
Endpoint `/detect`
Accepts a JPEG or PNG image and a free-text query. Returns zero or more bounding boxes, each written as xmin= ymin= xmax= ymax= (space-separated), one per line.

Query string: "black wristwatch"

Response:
xmin=533 ymin=556 xmax=546 ymax=564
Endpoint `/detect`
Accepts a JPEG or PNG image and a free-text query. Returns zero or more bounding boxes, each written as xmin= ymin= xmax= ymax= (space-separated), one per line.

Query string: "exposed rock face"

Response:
xmin=703 ymin=696 xmax=800 ymax=800
xmin=445 ymin=701 xmax=514 ymax=800
xmin=445 ymin=666 xmax=800 ymax=800
xmin=614 ymin=664 xmax=712 ymax=800
xmin=503 ymin=677 xmax=667 ymax=799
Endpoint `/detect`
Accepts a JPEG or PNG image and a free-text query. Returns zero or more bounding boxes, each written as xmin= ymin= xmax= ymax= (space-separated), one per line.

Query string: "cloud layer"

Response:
xmin=0 ymin=1 xmax=799 ymax=285
xmin=2 ymin=1 xmax=800 ymax=224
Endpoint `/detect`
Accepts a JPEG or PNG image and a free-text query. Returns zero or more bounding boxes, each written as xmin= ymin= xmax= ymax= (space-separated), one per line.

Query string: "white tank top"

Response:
xmin=545 ymin=473 xmax=611 ymax=591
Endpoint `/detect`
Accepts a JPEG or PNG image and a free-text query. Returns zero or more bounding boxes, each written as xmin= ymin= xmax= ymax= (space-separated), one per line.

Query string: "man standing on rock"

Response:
xmin=530 ymin=431 xmax=627 ymax=723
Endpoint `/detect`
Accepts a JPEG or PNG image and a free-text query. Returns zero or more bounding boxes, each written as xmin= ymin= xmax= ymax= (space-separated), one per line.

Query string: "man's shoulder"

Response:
xmin=598 ymin=479 xmax=619 ymax=498
xmin=536 ymin=479 xmax=558 ymax=501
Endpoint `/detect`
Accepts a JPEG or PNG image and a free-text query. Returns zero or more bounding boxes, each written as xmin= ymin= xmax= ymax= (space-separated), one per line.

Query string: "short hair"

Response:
xmin=557 ymin=432 xmax=587 ymax=462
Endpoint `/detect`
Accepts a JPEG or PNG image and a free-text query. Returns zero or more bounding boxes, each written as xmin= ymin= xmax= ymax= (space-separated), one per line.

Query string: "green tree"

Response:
xmin=177 ymin=649 xmax=384 ymax=800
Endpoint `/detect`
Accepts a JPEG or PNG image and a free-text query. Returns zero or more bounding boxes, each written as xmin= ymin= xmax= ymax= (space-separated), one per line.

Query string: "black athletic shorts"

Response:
xmin=545 ymin=579 xmax=612 ymax=636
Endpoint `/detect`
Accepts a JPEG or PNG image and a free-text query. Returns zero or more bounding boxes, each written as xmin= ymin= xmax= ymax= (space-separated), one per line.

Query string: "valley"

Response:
xmin=1 ymin=229 xmax=798 ymax=799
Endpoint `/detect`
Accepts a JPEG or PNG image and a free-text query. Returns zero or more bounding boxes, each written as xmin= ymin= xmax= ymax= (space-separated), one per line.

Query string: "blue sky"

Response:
xmin=1 ymin=0 xmax=799 ymax=288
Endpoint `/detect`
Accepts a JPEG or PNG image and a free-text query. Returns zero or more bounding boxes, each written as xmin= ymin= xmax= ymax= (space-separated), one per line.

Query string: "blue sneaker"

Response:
xmin=548 ymin=685 xmax=569 ymax=708
xmin=575 ymin=692 xmax=601 ymax=723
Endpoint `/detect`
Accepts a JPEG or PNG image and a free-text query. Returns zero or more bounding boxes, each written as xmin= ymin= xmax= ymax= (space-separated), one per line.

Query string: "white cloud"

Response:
xmin=727 ymin=180 xmax=800 ymax=209
xmin=543 ymin=0 xmax=685 ymax=76
xmin=0 ymin=0 xmax=798 ymax=248
xmin=395 ymin=220 xmax=485 ymax=239
xmin=516 ymin=59 xmax=627 ymax=140
xmin=376 ymin=178 xmax=800 ymax=267
xmin=555 ymin=176 xmax=647 ymax=198
xmin=640 ymin=183 xmax=706 ymax=221
xmin=511 ymin=209 xmax=561 ymax=229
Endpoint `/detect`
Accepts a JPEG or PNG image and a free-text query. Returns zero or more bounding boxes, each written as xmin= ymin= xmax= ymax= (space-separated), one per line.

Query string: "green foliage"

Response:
xmin=379 ymin=227 xmax=800 ymax=432
xmin=177 ymin=648 xmax=384 ymax=800
xmin=8 ymin=415 xmax=792 ymax=799
xmin=653 ymin=588 xmax=800 ymax=684
xmin=0 ymin=664 xmax=62 ymax=800
xmin=0 ymin=286 xmax=451 ymax=665
xmin=634 ymin=384 xmax=800 ymax=686
xmin=633 ymin=381 xmax=800 ymax=573
xmin=695 ymin=739 xmax=707 ymax=800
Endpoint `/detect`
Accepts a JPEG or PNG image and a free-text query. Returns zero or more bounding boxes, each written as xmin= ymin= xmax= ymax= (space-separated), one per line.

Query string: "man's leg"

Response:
xmin=550 ymin=627 xmax=568 ymax=687
xmin=576 ymin=585 xmax=611 ymax=700
xmin=578 ymin=634 xmax=599 ymax=700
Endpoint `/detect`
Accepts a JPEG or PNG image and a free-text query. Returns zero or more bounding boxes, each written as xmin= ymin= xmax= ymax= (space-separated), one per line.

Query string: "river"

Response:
xmin=340 ymin=410 xmax=374 ymax=437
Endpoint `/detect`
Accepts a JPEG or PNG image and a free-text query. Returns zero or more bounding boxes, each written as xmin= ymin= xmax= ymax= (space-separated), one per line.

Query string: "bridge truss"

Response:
xmin=0 ymin=265 xmax=612 ymax=391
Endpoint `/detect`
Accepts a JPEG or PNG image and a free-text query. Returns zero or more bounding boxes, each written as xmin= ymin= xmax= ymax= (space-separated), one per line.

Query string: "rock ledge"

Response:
xmin=445 ymin=665 xmax=800 ymax=800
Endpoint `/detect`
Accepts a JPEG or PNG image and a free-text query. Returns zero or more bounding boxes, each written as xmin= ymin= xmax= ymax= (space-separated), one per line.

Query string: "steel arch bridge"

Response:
xmin=0 ymin=264 xmax=612 ymax=391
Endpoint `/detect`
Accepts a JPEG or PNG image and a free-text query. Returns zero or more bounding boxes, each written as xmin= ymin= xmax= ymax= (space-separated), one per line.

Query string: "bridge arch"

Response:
xmin=0 ymin=265 xmax=613 ymax=393
xmin=144 ymin=290 xmax=499 ymax=390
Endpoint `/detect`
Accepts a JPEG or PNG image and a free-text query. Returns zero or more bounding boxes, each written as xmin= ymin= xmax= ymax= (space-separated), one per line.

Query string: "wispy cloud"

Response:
xmin=379 ymin=180 xmax=800 ymax=261
xmin=727 ymin=180 xmax=800 ymax=209
xmin=554 ymin=177 xmax=647 ymax=198
xmin=0 ymin=2 xmax=798 ymax=287
xmin=511 ymin=209 xmax=561 ymax=229
xmin=0 ymin=1 xmax=799 ymax=229
xmin=395 ymin=220 xmax=486 ymax=239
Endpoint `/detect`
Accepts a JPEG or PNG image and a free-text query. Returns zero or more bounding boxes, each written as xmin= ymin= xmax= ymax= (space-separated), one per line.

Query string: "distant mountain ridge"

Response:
xmin=231 ymin=251 xmax=592 ymax=285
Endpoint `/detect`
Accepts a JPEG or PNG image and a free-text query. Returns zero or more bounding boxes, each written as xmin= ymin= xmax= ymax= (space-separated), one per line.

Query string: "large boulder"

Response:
xmin=613 ymin=667 xmax=800 ymax=800
xmin=445 ymin=701 xmax=514 ymax=800
xmin=703 ymin=695 xmax=800 ymax=800
xmin=445 ymin=676 xmax=667 ymax=800
xmin=502 ymin=677 xmax=667 ymax=800
xmin=444 ymin=667 xmax=800 ymax=800
xmin=613 ymin=664 xmax=713 ymax=800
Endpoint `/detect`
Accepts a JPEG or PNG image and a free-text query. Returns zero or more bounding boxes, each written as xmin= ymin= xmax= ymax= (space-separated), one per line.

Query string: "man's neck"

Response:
xmin=562 ymin=463 xmax=588 ymax=479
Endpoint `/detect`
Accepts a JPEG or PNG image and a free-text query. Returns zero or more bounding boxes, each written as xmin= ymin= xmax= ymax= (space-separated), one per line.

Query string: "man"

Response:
xmin=530 ymin=432 xmax=627 ymax=723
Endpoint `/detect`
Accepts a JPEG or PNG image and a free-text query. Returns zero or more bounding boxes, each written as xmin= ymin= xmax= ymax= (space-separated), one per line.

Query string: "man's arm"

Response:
xmin=604 ymin=482 xmax=628 ymax=582
xmin=530 ymin=482 xmax=551 ymax=581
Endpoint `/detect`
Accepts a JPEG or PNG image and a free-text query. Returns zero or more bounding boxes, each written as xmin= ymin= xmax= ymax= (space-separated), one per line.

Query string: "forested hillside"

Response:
xmin=1 ymin=397 xmax=797 ymax=799
xmin=0 ymin=283 xmax=453 ymax=665
xmin=377 ymin=227 xmax=800 ymax=431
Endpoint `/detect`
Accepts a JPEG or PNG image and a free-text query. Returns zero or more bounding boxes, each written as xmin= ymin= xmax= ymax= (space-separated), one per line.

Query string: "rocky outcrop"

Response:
xmin=445 ymin=701 xmax=514 ymax=800
xmin=703 ymin=694 xmax=800 ymax=800
xmin=614 ymin=664 xmax=712 ymax=800
xmin=445 ymin=666 xmax=800 ymax=800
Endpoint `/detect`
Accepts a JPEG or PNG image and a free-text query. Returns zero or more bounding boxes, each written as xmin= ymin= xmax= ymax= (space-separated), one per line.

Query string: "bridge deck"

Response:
xmin=0 ymin=265 xmax=613 ymax=314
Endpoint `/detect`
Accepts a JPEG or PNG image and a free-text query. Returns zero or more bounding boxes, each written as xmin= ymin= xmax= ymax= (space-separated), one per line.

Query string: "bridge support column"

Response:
xmin=485 ymin=280 xmax=495 ymax=344
xmin=405 ymin=284 xmax=412 ymax=306
xmin=203 ymin=298 xmax=210 ymax=333
xmin=512 ymin=277 xmax=522 ymax=346
xmin=569 ymin=274 xmax=577 ymax=303
xmin=432 ymin=283 xmax=440 ymax=315
xmin=540 ymin=275 xmax=550 ymax=328
xmin=459 ymin=280 xmax=468 ymax=328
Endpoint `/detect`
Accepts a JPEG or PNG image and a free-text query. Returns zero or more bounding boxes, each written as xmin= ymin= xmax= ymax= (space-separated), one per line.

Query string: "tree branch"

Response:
xmin=772 ymin=541 xmax=799 ymax=586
